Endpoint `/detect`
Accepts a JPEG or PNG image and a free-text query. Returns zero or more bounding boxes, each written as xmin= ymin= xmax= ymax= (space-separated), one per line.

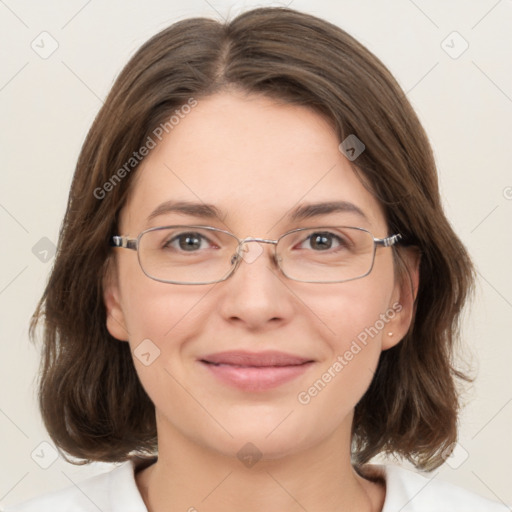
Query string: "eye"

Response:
xmin=300 ymin=231 xmax=348 ymax=251
xmin=164 ymin=232 xmax=214 ymax=252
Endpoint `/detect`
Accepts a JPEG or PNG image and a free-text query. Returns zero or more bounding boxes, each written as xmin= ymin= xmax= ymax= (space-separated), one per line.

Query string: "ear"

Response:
xmin=382 ymin=247 xmax=421 ymax=350
xmin=102 ymin=256 xmax=130 ymax=342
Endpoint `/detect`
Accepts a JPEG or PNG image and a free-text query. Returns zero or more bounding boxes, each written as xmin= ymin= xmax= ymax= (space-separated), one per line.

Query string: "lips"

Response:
xmin=199 ymin=351 xmax=314 ymax=391
xmin=200 ymin=350 xmax=312 ymax=367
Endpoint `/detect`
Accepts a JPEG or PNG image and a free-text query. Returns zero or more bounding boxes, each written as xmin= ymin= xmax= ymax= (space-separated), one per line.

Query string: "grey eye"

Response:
xmin=303 ymin=232 xmax=346 ymax=251
xmin=165 ymin=232 xmax=209 ymax=251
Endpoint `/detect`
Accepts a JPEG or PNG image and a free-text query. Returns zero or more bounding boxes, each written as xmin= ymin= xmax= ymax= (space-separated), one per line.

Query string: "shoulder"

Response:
xmin=377 ymin=464 xmax=510 ymax=512
xmin=4 ymin=461 xmax=148 ymax=512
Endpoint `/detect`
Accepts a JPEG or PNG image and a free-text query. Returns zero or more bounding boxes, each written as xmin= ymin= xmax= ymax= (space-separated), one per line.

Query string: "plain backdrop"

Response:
xmin=1 ymin=0 xmax=511 ymax=508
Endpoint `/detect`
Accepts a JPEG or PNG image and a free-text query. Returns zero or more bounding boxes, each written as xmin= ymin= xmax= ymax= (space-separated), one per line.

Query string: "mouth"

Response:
xmin=199 ymin=351 xmax=315 ymax=391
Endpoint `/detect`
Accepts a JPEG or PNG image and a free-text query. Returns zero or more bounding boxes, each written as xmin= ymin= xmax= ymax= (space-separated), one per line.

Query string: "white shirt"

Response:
xmin=5 ymin=461 xmax=509 ymax=511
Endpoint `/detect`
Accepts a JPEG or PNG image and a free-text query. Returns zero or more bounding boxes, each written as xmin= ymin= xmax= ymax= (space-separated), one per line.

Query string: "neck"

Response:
xmin=135 ymin=419 xmax=385 ymax=512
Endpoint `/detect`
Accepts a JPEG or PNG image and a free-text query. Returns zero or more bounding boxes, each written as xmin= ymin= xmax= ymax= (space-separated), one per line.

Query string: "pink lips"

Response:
xmin=199 ymin=351 xmax=314 ymax=391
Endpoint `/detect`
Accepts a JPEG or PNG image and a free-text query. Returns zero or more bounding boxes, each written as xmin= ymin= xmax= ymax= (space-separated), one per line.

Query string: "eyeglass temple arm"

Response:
xmin=110 ymin=235 xmax=138 ymax=250
xmin=374 ymin=233 xmax=402 ymax=248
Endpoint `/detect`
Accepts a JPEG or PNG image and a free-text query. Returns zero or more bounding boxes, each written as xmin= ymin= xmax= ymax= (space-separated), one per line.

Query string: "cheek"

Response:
xmin=117 ymin=250 xmax=203 ymax=339
xmin=315 ymin=263 xmax=395 ymax=352
xmin=118 ymin=278 xmax=209 ymax=410
xmin=301 ymin=264 xmax=396 ymax=400
xmin=117 ymin=259 xmax=212 ymax=384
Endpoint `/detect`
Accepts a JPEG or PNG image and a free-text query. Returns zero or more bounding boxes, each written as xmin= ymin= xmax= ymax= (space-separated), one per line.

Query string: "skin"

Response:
xmin=103 ymin=90 xmax=419 ymax=512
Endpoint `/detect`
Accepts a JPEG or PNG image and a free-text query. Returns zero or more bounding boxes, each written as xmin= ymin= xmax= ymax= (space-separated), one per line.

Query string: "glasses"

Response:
xmin=110 ymin=225 xmax=402 ymax=285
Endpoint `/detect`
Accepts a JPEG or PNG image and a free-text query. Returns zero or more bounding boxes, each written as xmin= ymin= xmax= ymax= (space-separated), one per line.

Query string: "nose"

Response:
xmin=218 ymin=239 xmax=293 ymax=330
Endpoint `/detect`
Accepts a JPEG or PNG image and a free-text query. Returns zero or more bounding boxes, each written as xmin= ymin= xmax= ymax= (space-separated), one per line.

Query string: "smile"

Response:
xmin=199 ymin=351 xmax=315 ymax=392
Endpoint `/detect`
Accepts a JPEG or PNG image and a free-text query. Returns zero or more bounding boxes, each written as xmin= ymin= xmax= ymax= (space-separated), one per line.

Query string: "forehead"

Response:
xmin=120 ymin=92 xmax=387 ymax=235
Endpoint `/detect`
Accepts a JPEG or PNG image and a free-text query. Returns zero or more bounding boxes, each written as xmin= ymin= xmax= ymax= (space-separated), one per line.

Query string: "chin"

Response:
xmin=214 ymin=430 xmax=311 ymax=464
xmin=198 ymin=409 xmax=327 ymax=463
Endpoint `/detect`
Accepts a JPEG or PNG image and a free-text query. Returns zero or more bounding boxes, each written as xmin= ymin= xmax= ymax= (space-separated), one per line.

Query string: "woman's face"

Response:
xmin=104 ymin=91 xmax=415 ymax=460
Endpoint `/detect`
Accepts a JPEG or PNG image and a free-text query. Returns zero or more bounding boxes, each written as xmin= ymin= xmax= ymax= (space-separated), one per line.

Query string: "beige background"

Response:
xmin=1 ymin=0 xmax=511 ymax=508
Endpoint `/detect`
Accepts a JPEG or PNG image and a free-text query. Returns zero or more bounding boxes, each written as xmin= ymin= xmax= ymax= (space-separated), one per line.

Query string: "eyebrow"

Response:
xmin=288 ymin=200 xmax=368 ymax=222
xmin=146 ymin=200 xmax=368 ymax=224
xmin=147 ymin=200 xmax=224 ymax=222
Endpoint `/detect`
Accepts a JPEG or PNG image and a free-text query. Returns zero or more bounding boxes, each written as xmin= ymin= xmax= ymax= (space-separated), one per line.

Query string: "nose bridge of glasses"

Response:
xmin=234 ymin=237 xmax=279 ymax=266
xmin=239 ymin=236 xmax=277 ymax=245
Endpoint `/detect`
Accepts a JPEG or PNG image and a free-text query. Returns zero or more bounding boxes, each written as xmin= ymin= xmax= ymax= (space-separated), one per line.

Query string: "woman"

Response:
xmin=7 ymin=6 xmax=508 ymax=511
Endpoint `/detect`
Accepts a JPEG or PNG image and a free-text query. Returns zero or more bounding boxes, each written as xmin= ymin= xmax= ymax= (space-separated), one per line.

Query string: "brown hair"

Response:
xmin=31 ymin=7 xmax=474 ymax=470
